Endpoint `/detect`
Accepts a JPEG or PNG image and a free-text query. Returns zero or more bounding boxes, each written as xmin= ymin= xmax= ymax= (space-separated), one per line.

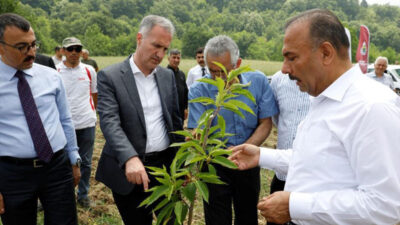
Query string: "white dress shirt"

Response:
xmin=186 ymin=64 xmax=209 ymax=89
xmin=129 ymin=55 xmax=169 ymax=153
xmin=260 ymin=66 xmax=400 ymax=224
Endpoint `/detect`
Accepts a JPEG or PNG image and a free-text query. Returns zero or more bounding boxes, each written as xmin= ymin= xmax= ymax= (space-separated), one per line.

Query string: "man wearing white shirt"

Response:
xmin=367 ymin=56 xmax=394 ymax=90
xmin=186 ymin=47 xmax=209 ymax=88
xmin=57 ymin=37 xmax=97 ymax=208
xmin=230 ymin=9 xmax=400 ymax=225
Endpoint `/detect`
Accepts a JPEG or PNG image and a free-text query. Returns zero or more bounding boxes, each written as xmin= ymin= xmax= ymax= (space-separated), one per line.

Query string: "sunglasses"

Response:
xmin=65 ymin=46 xmax=82 ymax=53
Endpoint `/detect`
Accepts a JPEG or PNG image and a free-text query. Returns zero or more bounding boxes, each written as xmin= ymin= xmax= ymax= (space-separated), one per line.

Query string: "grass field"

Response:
xmin=1 ymin=57 xmax=280 ymax=225
xmin=93 ymin=56 xmax=283 ymax=76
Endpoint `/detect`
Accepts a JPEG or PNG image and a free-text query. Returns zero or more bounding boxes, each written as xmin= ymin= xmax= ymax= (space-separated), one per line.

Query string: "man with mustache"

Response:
xmin=186 ymin=47 xmax=209 ymax=89
xmin=0 ymin=13 xmax=81 ymax=225
xmin=95 ymin=15 xmax=183 ymax=225
xmin=230 ymin=9 xmax=400 ymax=225
xmin=56 ymin=37 xmax=98 ymax=208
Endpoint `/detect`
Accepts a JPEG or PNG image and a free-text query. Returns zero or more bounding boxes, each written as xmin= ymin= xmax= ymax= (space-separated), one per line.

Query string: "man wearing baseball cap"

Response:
xmin=57 ymin=37 xmax=98 ymax=208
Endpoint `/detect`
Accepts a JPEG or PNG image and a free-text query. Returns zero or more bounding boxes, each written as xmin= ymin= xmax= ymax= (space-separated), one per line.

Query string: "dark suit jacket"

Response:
xmin=34 ymin=53 xmax=56 ymax=69
xmin=95 ymin=56 xmax=183 ymax=195
xmin=167 ymin=65 xmax=188 ymax=122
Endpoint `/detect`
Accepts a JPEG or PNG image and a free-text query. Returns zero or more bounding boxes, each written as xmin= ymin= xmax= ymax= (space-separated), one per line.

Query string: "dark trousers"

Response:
xmin=267 ymin=175 xmax=286 ymax=225
xmin=75 ymin=126 xmax=95 ymax=200
xmin=0 ymin=150 xmax=77 ymax=225
xmin=112 ymin=148 xmax=176 ymax=225
xmin=204 ymin=165 xmax=260 ymax=225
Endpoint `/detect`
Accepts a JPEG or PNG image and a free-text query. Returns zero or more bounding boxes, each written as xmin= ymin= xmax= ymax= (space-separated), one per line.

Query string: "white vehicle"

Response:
xmin=367 ymin=64 xmax=400 ymax=95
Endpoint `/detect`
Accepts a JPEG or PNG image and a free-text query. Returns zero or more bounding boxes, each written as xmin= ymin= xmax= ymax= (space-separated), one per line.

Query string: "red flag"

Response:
xmin=356 ymin=25 xmax=370 ymax=74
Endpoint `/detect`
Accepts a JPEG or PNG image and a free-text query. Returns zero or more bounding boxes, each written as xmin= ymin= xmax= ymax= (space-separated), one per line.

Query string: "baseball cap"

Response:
xmin=62 ymin=37 xmax=83 ymax=48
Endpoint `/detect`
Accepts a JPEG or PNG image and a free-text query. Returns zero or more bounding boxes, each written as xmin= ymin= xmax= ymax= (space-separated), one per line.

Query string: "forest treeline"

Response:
xmin=2 ymin=0 xmax=400 ymax=62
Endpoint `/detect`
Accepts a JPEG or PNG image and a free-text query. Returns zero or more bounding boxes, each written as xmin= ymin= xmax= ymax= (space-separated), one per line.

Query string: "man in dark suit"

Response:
xmin=34 ymin=53 xmax=56 ymax=69
xmin=95 ymin=15 xmax=183 ymax=225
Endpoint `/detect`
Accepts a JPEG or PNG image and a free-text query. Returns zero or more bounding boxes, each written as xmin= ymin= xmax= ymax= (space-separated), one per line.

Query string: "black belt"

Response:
xmin=0 ymin=150 xmax=64 ymax=168
xmin=139 ymin=148 xmax=176 ymax=163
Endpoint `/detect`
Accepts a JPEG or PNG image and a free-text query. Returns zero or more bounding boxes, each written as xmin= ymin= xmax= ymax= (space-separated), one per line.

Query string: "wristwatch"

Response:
xmin=73 ymin=158 xmax=82 ymax=168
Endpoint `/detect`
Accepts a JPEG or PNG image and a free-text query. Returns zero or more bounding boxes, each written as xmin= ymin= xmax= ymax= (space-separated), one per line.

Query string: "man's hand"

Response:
xmin=125 ymin=156 xmax=150 ymax=191
xmin=228 ymin=144 xmax=260 ymax=170
xmin=72 ymin=165 xmax=81 ymax=187
xmin=0 ymin=192 xmax=4 ymax=215
xmin=258 ymin=191 xmax=291 ymax=224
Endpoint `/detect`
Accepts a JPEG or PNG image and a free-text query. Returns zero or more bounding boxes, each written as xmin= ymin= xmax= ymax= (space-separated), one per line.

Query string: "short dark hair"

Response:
xmin=169 ymin=49 xmax=180 ymax=56
xmin=54 ymin=46 xmax=61 ymax=51
xmin=285 ymin=9 xmax=350 ymax=59
xmin=0 ymin=13 xmax=31 ymax=41
xmin=195 ymin=47 xmax=204 ymax=55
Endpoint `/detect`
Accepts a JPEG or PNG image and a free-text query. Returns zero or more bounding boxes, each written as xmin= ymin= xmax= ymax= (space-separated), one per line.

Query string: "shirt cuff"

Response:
xmin=67 ymin=150 xmax=81 ymax=165
xmin=289 ymin=192 xmax=313 ymax=221
xmin=259 ymin=147 xmax=278 ymax=170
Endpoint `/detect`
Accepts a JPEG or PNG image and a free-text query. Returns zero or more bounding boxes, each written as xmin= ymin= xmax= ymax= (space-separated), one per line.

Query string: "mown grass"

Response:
xmin=1 ymin=57 xmax=280 ymax=225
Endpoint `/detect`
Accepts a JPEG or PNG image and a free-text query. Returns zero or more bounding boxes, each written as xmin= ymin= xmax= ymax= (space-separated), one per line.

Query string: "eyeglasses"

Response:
xmin=65 ymin=46 xmax=82 ymax=53
xmin=0 ymin=40 xmax=39 ymax=54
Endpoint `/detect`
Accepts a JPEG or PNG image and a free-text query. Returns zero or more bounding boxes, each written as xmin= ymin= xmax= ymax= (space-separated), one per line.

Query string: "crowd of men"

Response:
xmin=0 ymin=9 xmax=400 ymax=225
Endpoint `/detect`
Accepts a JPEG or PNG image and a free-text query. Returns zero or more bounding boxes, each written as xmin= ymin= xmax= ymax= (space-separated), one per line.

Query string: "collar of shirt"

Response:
xmin=167 ymin=64 xmax=179 ymax=73
xmin=316 ymin=65 xmax=360 ymax=103
xmin=57 ymin=61 xmax=85 ymax=71
xmin=129 ymin=54 xmax=157 ymax=77
xmin=0 ymin=58 xmax=35 ymax=80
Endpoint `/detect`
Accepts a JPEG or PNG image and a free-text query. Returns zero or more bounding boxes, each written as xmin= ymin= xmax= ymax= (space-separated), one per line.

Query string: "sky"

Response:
xmin=361 ymin=0 xmax=400 ymax=7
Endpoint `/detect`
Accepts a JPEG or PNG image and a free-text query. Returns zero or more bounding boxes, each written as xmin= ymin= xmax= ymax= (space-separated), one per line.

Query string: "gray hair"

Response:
xmin=138 ymin=15 xmax=175 ymax=38
xmin=168 ymin=49 xmax=180 ymax=56
xmin=0 ymin=13 xmax=31 ymax=41
xmin=375 ymin=56 xmax=388 ymax=65
xmin=204 ymin=35 xmax=239 ymax=67
xmin=82 ymin=49 xmax=89 ymax=54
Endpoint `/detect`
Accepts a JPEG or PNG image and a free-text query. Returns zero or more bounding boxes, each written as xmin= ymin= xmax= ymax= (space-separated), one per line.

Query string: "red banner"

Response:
xmin=356 ymin=25 xmax=370 ymax=74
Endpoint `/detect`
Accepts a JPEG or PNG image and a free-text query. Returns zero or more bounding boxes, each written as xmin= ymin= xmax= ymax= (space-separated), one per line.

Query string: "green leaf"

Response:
xmin=182 ymin=182 xmax=196 ymax=202
xmin=189 ymin=97 xmax=215 ymax=105
xmin=211 ymin=156 xmax=238 ymax=169
xmin=209 ymin=149 xmax=230 ymax=157
xmin=153 ymin=197 xmax=169 ymax=211
xmin=226 ymin=99 xmax=255 ymax=116
xmin=227 ymin=65 xmax=253 ymax=83
xmin=207 ymin=139 xmax=225 ymax=148
xmin=196 ymin=109 xmax=214 ymax=128
xmin=139 ymin=185 xmax=170 ymax=207
xmin=209 ymin=131 xmax=235 ymax=139
xmin=221 ymin=102 xmax=244 ymax=118
xmin=170 ymin=130 xmax=193 ymax=139
xmin=231 ymin=88 xmax=256 ymax=104
xmin=196 ymin=77 xmax=218 ymax=87
xmin=208 ymin=164 xmax=217 ymax=175
xmin=215 ymin=77 xmax=225 ymax=93
xmin=212 ymin=61 xmax=228 ymax=76
xmin=187 ymin=154 xmax=207 ymax=165
xmin=217 ymin=115 xmax=225 ymax=135
xmin=173 ymin=170 xmax=189 ymax=179
xmin=195 ymin=180 xmax=209 ymax=203
xmin=155 ymin=202 xmax=175 ymax=225
xmin=196 ymin=172 xmax=225 ymax=185
xmin=174 ymin=201 xmax=184 ymax=224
